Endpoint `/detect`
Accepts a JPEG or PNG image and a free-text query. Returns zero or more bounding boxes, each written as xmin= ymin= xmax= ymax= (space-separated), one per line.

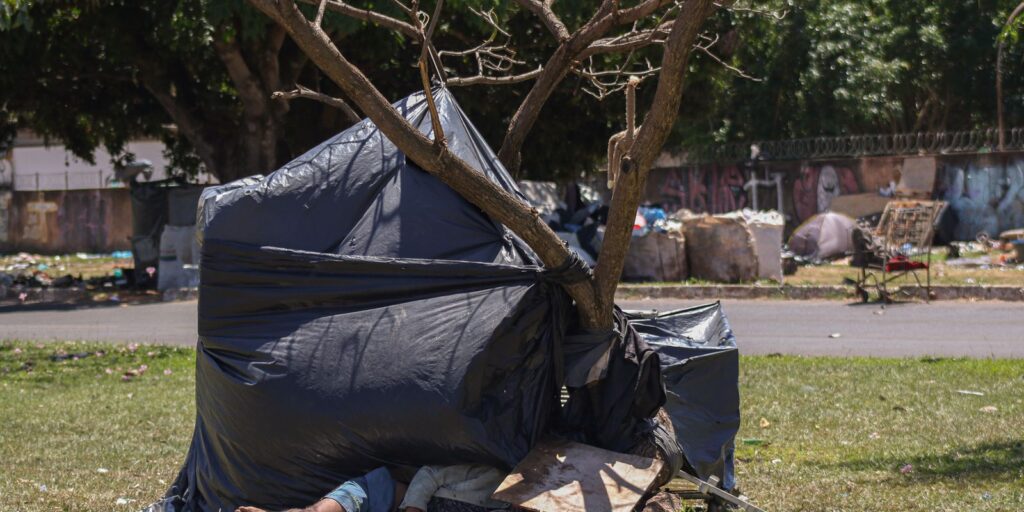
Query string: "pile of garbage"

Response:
xmin=624 ymin=207 xmax=785 ymax=283
xmin=0 ymin=252 xmax=135 ymax=302
xmin=517 ymin=182 xmax=787 ymax=284
xmin=946 ymin=229 xmax=1024 ymax=269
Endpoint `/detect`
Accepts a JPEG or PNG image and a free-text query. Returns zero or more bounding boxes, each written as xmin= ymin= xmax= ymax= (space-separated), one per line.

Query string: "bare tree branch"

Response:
xmin=247 ymin=0 xmax=605 ymax=327
xmin=695 ymin=43 xmax=762 ymax=81
xmin=409 ymin=0 xmax=446 ymax=144
xmin=576 ymin=58 xmax=661 ymax=100
xmin=272 ymin=84 xmax=361 ymax=123
xmin=512 ymin=0 xmax=570 ymax=42
xmin=438 ymin=8 xmax=537 ymax=87
xmin=581 ymin=20 xmax=673 ymax=57
xmin=447 ymin=67 xmax=542 ymax=86
xmin=592 ymin=0 xmax=717 ymax=321
xmin=717 ymin=1 xmax=787 ymax=20
xmin=295 ymin=0 xmax=420 ymax=39
xmin=314 ymin=0 xmax=329 ymax=26
xmin=615 ymin=0 xmax=677 ymax=25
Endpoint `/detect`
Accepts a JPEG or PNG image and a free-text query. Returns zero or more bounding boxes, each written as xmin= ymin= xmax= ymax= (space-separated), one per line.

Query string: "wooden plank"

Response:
xmin=491 ymin=439 xmax=663 ymax=512
xmin=829 ymin=192 xmax=892 ymax=219
xmin=896 ymin=157 xmax=937 ymax=196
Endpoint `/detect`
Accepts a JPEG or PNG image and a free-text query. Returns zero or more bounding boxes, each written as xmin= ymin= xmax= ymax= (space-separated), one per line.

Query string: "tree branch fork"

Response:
xmin=248 ymin=0 xmax=717 ymax=328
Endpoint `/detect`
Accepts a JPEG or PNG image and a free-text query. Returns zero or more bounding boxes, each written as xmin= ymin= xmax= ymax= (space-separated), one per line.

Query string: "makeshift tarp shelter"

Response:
xmin=155 ymin=89 xmax=741 ymax=511
xmin=789 ymin=211 xmax=857 ymax=260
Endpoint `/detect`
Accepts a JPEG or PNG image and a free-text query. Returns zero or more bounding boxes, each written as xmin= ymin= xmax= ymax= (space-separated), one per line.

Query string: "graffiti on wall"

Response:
xmin=792 ymin=164 xmax=860 ymax=221
xmin=656 ymin=165 xmax=747 ymax=214
xmin=937 ymin=159 xmax=1024 ymax=241
xmin=649 ymin=153 xmax=1024 ymax=241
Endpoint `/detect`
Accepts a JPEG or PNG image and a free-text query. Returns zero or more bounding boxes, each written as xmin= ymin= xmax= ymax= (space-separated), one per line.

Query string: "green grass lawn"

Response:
xmin=1 ymin=342 xmax=1022 ymax=511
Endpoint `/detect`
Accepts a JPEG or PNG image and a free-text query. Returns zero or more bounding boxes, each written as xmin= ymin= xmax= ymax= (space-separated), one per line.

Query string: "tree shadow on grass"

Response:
xmin=825 ymin=439 xmax=1024 ymax=483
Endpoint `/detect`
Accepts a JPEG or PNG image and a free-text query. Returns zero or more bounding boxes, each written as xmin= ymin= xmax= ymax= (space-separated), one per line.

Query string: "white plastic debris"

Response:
xmin=956 ymin=389 xmax=985 ymax=396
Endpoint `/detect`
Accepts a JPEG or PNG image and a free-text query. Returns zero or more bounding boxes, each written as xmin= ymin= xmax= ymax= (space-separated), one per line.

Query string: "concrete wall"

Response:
xmin=647 ymin=152 xmax=1024 ymax=241
xmin=0 ymin=189 xmax=132 ymax=254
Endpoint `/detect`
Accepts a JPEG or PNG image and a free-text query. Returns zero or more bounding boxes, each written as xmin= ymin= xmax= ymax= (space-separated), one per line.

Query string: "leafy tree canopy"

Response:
xmin=3 ymin=0 xmax=1024 ymax=181
xmin=681 ymin=0 xmax=1024 ymax=150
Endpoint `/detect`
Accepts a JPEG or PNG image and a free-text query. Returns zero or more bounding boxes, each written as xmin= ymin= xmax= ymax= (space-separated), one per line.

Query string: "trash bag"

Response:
xmin=626 ymin=302 xmax=740 ymax=491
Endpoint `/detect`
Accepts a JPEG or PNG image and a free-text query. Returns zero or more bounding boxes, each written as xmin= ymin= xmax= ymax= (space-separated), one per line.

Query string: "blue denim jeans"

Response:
xmin=324 ymin=467 xmax=395 ymax=512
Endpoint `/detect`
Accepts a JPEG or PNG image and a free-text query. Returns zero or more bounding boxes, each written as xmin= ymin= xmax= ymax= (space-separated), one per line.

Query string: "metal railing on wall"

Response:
xmin=688 ymin=127 xmax=1024 ymax=163
xmin=11 ymin=170 xmax=116 ymax=191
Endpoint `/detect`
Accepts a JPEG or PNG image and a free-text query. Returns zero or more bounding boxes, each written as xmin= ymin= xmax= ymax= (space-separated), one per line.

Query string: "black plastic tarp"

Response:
xmin=160 ymin=89 xmax=572 ymax=511
xmin=157 ymin=88 xmax=741 ymax=511
xmin=627 ymin=302 xmax=740 ymax=490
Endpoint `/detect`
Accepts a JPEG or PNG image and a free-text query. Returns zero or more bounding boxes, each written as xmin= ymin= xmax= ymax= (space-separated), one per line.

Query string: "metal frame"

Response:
xmin=674 ymin=471 xmax=767 ymax=512
xmin=849 ymin=200 xmax=947 ymax=303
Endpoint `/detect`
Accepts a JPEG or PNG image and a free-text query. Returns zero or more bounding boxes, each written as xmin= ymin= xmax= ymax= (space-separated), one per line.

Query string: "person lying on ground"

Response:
xmin=235 ymin=463 xmax=513 ymax=512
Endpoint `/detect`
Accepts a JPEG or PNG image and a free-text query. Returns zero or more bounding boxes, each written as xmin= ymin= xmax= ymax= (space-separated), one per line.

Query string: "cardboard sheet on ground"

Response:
xmin=492 ymin=439 xmax=663 ymax=512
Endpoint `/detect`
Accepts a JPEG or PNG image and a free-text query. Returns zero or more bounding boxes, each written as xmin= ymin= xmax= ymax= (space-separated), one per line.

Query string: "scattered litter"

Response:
xmin=163 ymin=369 xmax=173 ymax=376
xmin=770 ymin=458 xmax=782 ymax=465
xmin=127 ymin=343 xmax=139 ymax=353
xmin=97 ymin=468 xmax=109 ymax=474
xmin=982 ymin=492 xmax=993 ymax=501
xmin=899 ymin=464 xmax=913 ymax=474
xmin=759 ymin=417 xmax=771 ymax=429
xmin=829 ymin=333 xmax=842 ymax=339
xmin=868 ymin=432 xmax=881 ymax=440
xmin=979 ymin=405 xmax=998 ymax=413
xmin=39 ymin=484 xmax=48 ymax=493
xmin=956 ymin=389 xmax=985 ymax=396
xmin=50 ymin=351 xmax=91 ymax=362
xmin=873 ymin=309 xmax=885 ymax=316
xmin=115 ymin=497 xmax=129 ymax=505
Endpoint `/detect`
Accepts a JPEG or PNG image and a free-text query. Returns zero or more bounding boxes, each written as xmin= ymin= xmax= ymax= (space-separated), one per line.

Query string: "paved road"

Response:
xmin=620 ymin=299 xmax=1024 ymax=358
xmin=0 ymin=299 xmax=1021 ymax=357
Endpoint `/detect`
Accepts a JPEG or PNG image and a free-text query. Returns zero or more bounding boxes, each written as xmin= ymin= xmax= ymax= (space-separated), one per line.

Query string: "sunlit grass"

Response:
xmin=1 ymin=342 xmax=1022 ymax=511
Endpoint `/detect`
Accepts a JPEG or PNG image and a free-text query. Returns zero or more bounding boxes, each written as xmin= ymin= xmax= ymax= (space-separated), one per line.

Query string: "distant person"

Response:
xmin=235 ymin=464 xmax=511 ymax=512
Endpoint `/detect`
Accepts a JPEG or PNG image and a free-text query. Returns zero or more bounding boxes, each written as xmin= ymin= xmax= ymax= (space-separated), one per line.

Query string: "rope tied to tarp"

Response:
xmin=542 ymin=248 xmax=593 ymax=285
